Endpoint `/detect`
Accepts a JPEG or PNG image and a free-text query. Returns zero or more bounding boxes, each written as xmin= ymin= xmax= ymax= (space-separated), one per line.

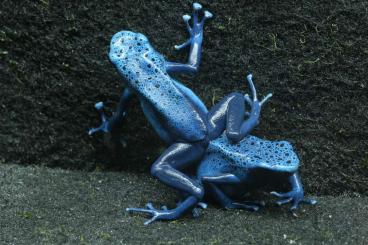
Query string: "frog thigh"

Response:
xmin=173 ymin=80 xmax=208 ymax=115
xmin=197 ymin=153 xmax=243 ymax=180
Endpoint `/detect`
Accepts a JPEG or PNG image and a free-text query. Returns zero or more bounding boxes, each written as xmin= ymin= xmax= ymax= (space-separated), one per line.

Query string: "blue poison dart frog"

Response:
xmin=89 ymin=2 xmax=316 ymax=225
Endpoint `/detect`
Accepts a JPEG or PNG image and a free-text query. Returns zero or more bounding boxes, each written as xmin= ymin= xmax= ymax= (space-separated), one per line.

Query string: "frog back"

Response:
xmin=109 ymin=31 xmax=207 ymax=142
xmin=136 ymin=77 xmax=208 ymax=142
xmin=207 ymin=134 xmax=300 ymax=173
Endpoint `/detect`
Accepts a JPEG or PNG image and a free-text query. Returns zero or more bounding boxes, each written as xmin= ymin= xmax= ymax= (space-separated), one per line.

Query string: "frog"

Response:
xmin=196 ymin=75 xmax=317 ymax=212
xmin=89 ymin=2 xmax=316 ymax=225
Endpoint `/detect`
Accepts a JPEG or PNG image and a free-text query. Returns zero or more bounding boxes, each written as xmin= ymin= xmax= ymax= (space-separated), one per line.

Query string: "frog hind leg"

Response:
xmin=126 ymin=142 xmax=207 ymax=225
xmin=270 ymin=172 xmax=317 ymax=211
xmin=197 ymin=154 xmax=262 ymax=211
xmin=176 ymin=185 xmax=208 ymax=218
xmin=207 ymin=92 xmax=251 ymax=142
xmin=88 ymin=88 xmax=133 ymax=151
xmin=207 ymin=75 xmax=272 ymax=143
xmin=201 ymin=175 xmax=261 ymax=211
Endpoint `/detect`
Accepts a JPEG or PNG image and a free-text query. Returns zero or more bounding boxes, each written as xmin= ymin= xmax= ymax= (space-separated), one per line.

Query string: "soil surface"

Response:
xmin=1 ymin=164 xmax=367 ymax=244
xmin=1 ymin=0 xmax=368 ymax=197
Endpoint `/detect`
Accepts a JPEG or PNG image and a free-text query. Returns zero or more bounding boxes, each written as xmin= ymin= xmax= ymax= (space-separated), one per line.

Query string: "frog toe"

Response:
xmin=192 ymin=207 xmax=201 ymax=218
xmin=197 ymin=201 xmax=208 ymax=209
xmin=290 ymin=198 xmax=316 ymax=211
xmin=303 ymin=198 xmax=317 ymax=205
xmin=126 ymin=203 xmax=187 ymax=225
xmin=183 ymin=14 xmax=191 ymax=22
xmin=126 ymin=207 xmax=161 ymax=225
xmin=225 ymin=202 xmax=259 ymax=211
xmin=145 ymin=202 xmax=155 ymax=210
xmin=193 ymin=2 xmax=202 ymax=11
xmin=88 ymin=102 xmax=109 ymax=135
xmin=271 ymin=191 xmax=317 ymax=211
xmin=88 ymin=124 xmax=108 ymax=135
xmin=204 ymin=10 xmax=213 ymax=19
xmin=88 ymin=102 xmax=110 ymax=135
xmin=270 ymin=191 xmax=289 ymax=198
xmin=192 ymin=201 xmax=208 ymax=217
xmin=174 ymin=39 xmax=191 ymax=50
xmin=276 ymin=197 xmax=293 ymax=206
xmin=192 ymin=2 xmax=212 ymax=31
xmin=175 ymin=2 xmax=212 ymax=51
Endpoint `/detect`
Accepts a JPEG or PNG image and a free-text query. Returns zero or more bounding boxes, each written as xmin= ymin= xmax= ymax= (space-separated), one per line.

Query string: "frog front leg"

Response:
xmin=271 ymin=172 xmax=317 ymax=211
xmin=126 ymin=141 xmax=207 ymax=225
xmin=166 ymin=2 xmax=213 ymax=74
xmin=88 ymin=88 xmax=133 ymax=145
xmin=208 ymin=74 xmax=272 ymax=143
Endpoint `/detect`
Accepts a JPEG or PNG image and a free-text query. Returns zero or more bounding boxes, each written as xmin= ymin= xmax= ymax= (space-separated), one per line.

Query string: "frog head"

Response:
xmin=109 ymin=31 xmax=166 ymax=87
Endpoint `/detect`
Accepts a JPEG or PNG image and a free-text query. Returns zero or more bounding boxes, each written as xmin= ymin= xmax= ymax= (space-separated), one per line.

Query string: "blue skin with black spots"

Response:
xmin=89 ymin=3 xmax=316 ymax=225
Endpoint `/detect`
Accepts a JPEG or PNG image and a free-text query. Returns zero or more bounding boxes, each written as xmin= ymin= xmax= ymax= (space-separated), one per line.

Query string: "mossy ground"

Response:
xmin=1 ymin=164 xmax=367 ymax=244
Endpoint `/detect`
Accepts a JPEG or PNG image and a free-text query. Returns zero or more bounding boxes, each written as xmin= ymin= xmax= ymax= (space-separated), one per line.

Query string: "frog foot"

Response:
xmin=225 ymin=201 xmax=261 ymax=212
xmin=244 ymin=74 xmax=273 ymax=109
xmin=270 ymin=191 xmax=317 ymax=211
xmin=126 ymin=203 xmax=180 ymax=225
xmin=191 ymin=202 xmax=208 ymax=218
xmin=176 ymin=200 xmax=207 ymax=218
xmin=174 ymin=2 xmax=213 ymax=50
xmin=88 ymin=102 xmax=110 ymax=135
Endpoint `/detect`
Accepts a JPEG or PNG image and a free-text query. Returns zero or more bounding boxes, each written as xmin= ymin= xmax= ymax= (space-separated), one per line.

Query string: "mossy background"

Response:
xmin=0 ymin=0 xmax=367 ymax=196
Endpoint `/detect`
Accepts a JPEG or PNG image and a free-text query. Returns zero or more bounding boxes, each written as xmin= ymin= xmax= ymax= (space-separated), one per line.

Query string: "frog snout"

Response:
xmin=108 ymin=48 xmax=118 ymax=64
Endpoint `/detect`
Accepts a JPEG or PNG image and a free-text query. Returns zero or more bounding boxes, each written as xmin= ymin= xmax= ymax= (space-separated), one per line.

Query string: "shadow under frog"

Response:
xmin=89 ymin=2 xmax=316 ymax=225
